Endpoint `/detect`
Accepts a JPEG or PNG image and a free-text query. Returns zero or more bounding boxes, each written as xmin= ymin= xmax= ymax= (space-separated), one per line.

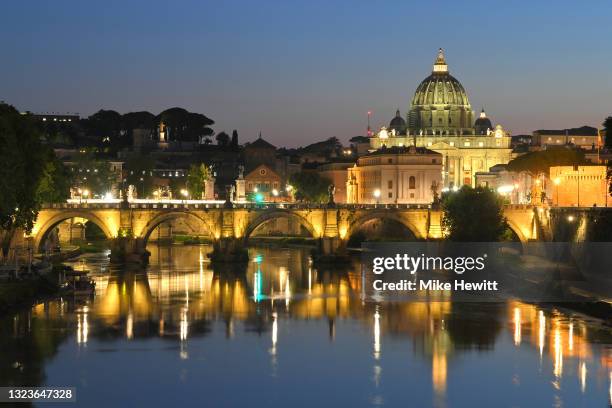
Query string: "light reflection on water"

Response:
xmin=2 ymin=244 xmax=611 ymax=407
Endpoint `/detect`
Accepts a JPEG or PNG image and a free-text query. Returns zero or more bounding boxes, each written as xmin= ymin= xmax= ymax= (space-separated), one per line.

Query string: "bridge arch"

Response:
xmin=243 ymin=210 xmax=317 ymax=243
xmin=505 ymin=219 xmax=528 ymax=244
xmin=140 ymin=210 xmax=216 ymax=246
xmin=33 ymin=211 xmax=114 ymax=251
xmin=346 ymin=211 xmax=423 ymax=242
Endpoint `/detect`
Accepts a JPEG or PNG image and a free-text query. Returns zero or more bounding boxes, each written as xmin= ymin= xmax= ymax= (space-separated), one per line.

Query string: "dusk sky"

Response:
xmin=2 ymin=0 xmax=611 ymax=147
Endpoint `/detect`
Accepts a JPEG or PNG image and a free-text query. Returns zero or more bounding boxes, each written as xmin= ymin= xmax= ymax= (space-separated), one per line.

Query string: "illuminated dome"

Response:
xmin=388 ymin=109 xmax=407 ymax=134
xmin=474 ymin=108 xmax=493 ymax=135
xmin=408 ymin=49 xmax=475 ymax=135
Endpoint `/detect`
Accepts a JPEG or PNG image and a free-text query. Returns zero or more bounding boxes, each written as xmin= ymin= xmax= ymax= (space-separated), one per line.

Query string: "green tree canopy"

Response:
xmin=288 ymin=172 xmax=330 ymax=203
xmin=36 ymin=151 xmax=72 ymax=203
xmin=506 ymin=147 xmax=588 ymax=176
xmin=0 ymin=103 xmax=69 ymax=256
xmin=186 ymin=163 xmax=212 ymax=199
xmin=442 ymin=186 xmax=509 ymax=242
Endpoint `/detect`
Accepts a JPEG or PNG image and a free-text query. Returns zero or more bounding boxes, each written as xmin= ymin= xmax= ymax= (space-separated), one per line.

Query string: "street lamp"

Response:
xmin=82 ymin=189 xmax=90 ymax=203
xmin=373 ymin=188 xmax=381 ymax=206
xmin=180 ymin=189 xmax=189 ymax=203
xmin=553 ymin=177 xmax=561 ymax=206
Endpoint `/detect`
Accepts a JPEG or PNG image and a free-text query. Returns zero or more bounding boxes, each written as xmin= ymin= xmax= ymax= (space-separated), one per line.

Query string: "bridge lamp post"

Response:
xmin=138 ymin=177 xmax=145 ymax=198
xmin=180 ymin=189 xmax=189 ymax=203
xmin=553 ymin=177 xmax=561 ymax=207
xmin=82 ymin=189 xmax=89 ymax=203
xmin=285 ymin=185 xmax=294 ymax=202
xmin=373 ymin=189 xmax=381 ymax=207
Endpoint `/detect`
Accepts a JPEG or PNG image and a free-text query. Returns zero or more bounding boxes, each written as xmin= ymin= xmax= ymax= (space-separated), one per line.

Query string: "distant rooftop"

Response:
xmin=246 ymin=134 xmax=276 ymax=149
xmin=534 ymin=126 xmax=598 ymax=136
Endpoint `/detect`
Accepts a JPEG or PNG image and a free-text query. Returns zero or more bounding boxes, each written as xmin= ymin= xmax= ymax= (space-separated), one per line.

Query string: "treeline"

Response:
xmin=37 ymin=106 xmax=219 ymax=151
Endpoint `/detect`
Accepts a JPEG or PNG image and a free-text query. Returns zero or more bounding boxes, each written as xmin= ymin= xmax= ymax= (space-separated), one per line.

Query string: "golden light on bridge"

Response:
xmin=513 ymin=307 xmax=521 ymax=346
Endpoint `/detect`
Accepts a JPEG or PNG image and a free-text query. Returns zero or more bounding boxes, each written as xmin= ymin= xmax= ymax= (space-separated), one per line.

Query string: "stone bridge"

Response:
xmin=13 ymin=201 xmax=541 ymax=263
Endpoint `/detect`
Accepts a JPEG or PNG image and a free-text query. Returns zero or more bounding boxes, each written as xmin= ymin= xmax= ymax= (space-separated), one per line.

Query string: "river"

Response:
xmin=1 ymin=245 xmax=611 ymax=407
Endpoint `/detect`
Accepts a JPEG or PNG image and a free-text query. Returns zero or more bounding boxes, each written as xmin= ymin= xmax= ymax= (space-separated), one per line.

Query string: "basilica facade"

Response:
xmin=368 ymin=49 xmax=513 ymax=188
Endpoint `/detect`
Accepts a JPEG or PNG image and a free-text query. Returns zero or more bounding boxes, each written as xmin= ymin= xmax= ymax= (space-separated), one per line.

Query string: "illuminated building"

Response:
xmin=346 ymin=146 xmax=442 ymax=204
xmin=245 ymin=164 xmax=282 ymax=200
xmin=549 ymin=165 xmax=609 ymax=207
xmin=317 ymin=162 xmax=354 ymax=203
xmin=369 ymin=49 xmax=513 ymax=187
xmin=532 ymin=126 xmax=602 ymax=150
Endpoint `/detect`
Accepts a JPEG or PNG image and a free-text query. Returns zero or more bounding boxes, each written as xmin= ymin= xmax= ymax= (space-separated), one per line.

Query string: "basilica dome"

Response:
xmin=474 ymin=108 xmax=493 ymax=135
xmin=388 ymin=109 xmax=407 ymax=134
xmin=408 ymin=49 xmax=475 ymax=135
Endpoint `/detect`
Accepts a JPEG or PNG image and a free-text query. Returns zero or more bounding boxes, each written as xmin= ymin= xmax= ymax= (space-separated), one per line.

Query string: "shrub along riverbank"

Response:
xmin=0 ymin=271 xmax=61 ymax=315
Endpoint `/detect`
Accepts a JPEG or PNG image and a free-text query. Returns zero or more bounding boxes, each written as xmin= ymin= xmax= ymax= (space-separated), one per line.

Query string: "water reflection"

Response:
xmin=2 ymin=245 xmax=611 ymax=407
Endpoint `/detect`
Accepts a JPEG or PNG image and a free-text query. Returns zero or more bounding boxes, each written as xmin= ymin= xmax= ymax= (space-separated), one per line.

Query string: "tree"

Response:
xmin=157 ymin=108 xmax=214 ymax=143
xmin=186 ymin=164 xmax=212 ymax=199
xmin=442 ymin=186 xmax=509 ymax=241
xmin=231 ymin=130 xmax=239 ymax=149
xmin=36 ymin=151 xmax=72 ymax=203
xmin=603 ymin=116 xmax=612 ymax=149
xmin=121 ymin=111 xmax=156 ymax=130
xmin=0 ymin=103 xmax=49 ymax=256
xmin=506 ymin=146 xmax=588 ymax=176
xmin=604 ymin=116 xmax=612 ymax=200
xmin=215 ymin=131 xmax=230 ymax=147
xmin=288 ymin=172 xmax=330 ymax=203
xmin=82 ymin=109 xmax=123 ymax=149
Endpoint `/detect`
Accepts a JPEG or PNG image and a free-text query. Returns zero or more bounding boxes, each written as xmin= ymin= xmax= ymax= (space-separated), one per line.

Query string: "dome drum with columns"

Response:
xmin=369 ymin=49 xmax=513 ymax=188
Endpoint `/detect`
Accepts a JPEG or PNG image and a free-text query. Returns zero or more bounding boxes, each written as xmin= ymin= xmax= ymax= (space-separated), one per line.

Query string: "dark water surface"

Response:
xmin=1 ymin=245 xmax=611 ymax=407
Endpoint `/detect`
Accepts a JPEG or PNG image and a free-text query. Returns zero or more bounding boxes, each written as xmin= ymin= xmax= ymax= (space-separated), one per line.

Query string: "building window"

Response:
xmin=432 ymin=159 xmax=436 ymax=164
xmin=388 ymin=192 xmax=393 ymax=198
xmin=409 ymin=176 xmax=416 ymax=189
xmin=410 ymin=193 xmax=415 ymax=198
xmin=388 ymin=180 xmax=393 ymax=189
xmin=388 ymin=158 xmax=392 ymax=164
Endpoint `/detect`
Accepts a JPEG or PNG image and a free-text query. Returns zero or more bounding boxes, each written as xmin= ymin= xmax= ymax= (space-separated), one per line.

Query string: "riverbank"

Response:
xmin=0 ymin=271 xmax=60 ymax=315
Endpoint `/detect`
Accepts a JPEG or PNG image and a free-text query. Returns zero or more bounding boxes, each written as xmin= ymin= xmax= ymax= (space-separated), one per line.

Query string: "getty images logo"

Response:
xmin=372 ymin=253 xmax=488 ymax=275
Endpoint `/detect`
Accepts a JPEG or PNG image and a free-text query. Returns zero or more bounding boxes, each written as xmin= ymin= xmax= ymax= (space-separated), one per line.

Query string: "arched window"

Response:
xmin=409 ymin=176 xmax=416 ymax=189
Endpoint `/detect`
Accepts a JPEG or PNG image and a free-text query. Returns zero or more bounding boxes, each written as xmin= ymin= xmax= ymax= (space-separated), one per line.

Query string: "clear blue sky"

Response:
xmin=1 ymin=0 xmax=611 ymax=147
